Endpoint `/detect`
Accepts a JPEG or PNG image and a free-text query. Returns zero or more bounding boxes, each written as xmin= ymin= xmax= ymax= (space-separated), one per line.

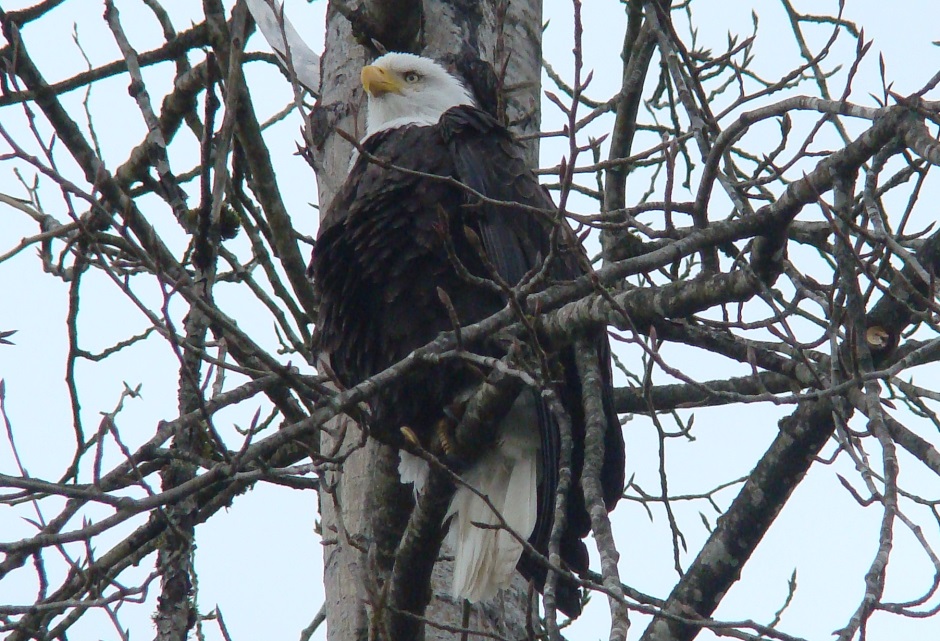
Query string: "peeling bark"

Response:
xmin=315 ymin=2 xmax=543 ymax=639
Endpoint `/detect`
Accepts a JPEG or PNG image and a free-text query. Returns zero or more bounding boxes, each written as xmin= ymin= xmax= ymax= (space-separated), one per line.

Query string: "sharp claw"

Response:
xmin=400 ymin=426 xmax=421 ymax=448
xmin=435 ymin=418 xmax=455 ymax=457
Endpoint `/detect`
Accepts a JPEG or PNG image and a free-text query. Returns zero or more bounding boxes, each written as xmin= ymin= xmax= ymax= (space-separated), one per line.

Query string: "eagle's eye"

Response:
xmin=403 ymin=71 xmax=421 ymax=84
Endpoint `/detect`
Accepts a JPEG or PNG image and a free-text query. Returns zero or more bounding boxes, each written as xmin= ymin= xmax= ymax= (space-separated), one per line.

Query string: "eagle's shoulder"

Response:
xmin=317 ymin=124 xmax=454 ymax=236
xmin=438 ymin=104 xmax=505 ymax=138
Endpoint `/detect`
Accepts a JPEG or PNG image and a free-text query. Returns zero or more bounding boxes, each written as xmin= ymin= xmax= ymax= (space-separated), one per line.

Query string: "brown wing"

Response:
xmin=309 ymin=106 xmax=624 ymax=617
xmin=440 ymin=105 xmax=625 ymax=615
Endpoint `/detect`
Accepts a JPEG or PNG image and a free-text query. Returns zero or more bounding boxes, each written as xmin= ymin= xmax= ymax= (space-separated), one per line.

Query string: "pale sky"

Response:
xmin=1 ymin=1 xmax=939 ymax=640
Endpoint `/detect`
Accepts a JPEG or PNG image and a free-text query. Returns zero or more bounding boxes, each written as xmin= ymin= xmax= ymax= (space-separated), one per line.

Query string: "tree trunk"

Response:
xmin=313 ymin=2 xmax=543 ymax=639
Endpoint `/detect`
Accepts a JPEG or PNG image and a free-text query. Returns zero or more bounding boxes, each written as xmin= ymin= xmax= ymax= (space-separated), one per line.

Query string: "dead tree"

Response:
xmin=1 ymin=1 xmax=939 ymax=640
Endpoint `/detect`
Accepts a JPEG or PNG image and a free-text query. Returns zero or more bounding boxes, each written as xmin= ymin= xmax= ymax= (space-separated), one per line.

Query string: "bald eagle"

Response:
xmin=310 ymin=52 xmax=624 ymax=617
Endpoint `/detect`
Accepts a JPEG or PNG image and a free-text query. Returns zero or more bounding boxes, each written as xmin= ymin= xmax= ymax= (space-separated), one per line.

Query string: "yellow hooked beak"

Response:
xmin=361 ymin=65 xmax=403 ymax=97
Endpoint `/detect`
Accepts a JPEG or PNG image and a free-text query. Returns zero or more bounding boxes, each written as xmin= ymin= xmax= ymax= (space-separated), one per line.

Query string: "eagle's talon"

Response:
xmin=400 ymin=426 xmax=421 ymax=448
xmin=435 ymin=417 xmax=456 ymax=457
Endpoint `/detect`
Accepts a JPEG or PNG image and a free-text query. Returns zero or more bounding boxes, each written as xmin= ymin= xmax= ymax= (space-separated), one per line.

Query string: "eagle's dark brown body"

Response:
xmin=310 ymin=105 xmax=624 ymax=616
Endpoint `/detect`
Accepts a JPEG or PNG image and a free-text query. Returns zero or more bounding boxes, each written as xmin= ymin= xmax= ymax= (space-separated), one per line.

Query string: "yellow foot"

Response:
xmin=400 ymin=426 xmax=421 ymax=448
xmin=434 ymin=417 xmax=456 ymax=457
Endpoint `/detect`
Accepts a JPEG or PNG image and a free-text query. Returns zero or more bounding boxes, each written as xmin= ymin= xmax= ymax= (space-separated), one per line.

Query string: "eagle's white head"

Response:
xmin=361 ymin=52 xmax=475 ymax=136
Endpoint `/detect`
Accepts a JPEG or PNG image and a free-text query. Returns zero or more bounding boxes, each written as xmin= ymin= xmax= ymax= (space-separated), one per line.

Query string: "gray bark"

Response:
xmin=313 ymin=2 xmax=543 ymax=639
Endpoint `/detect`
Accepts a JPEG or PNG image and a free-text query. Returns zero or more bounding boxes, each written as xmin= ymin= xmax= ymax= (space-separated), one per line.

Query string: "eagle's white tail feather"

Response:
xmin=445 ymin=394 xmax=539 ymax=603
xmin=398 ymin=450 xmax=430 ymax=495
xmin=395 ymin=394 xmax=540 ymax=602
